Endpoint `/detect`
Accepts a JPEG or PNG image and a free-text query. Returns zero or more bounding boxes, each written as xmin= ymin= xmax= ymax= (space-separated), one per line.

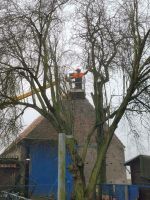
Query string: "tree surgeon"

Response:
xmin=70 ymin=68 xmax=90 ymax=89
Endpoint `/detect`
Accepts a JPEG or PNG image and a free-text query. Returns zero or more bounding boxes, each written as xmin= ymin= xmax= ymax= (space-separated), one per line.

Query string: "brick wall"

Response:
xmin=106 ymin=136 xmax=127 ymax=184
xmin=72 ymin=99 xmax=127 ymax=184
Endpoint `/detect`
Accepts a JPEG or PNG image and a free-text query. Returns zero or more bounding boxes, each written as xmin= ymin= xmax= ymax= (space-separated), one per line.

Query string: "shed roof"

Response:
xmin=125 ymin=155 xmax=150 ymax=166
xmin=0 ymin=157 xmax=20 ymax=169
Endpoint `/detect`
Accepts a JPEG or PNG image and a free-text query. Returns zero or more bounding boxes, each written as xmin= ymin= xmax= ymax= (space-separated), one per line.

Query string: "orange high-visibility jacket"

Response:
xmin=70 ymin=72 xmax=85 ymax=79
xmin=70 ymin=69 xmax=89 ymax=79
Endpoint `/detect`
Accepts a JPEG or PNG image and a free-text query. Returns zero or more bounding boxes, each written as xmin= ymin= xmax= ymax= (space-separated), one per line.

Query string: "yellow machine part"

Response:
xmin=14 ymin=82 xmax=55 ymax=101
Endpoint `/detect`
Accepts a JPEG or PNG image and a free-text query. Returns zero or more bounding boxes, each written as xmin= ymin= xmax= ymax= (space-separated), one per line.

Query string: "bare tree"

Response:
xmin=0 ymin=0 xmax=71 ymax=132
xmin=0 ymin=1 xmax=89 ymax=200
xmin=74 ymin=0 xmax=150 ymax=199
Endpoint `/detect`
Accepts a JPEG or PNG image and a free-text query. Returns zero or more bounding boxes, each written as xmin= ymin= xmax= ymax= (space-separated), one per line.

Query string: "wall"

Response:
xmin=73 ymin=99 xmax=127 ymax=184
xmin=1 ymin=143 xmax=27 ymax=187
xmin=130 ymin=159 xmax=150 ymax=185
xmin=0 ymin=168 xmax=18 ymax=190
xmin=106 ymin=136 xmax=127 ymax=184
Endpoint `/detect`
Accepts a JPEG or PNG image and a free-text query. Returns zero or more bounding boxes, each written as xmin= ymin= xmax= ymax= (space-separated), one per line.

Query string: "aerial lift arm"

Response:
xmin=14 ymin=82 xmax=55 ymax=101
xmin=0 ymin=82 xmax=55 ymax=110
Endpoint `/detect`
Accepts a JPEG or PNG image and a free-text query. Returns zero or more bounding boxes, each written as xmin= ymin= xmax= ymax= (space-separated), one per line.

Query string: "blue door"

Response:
xmin=28 ymin=142 xmax=73 ymax=199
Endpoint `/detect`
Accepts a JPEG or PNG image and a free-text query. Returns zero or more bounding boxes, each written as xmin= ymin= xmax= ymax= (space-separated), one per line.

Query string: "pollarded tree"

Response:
xmin=0 ymin=1 xmax=100 ymax=199
xmin=0 ymin=0 xmax=84 ymax=199
xmin=75 ymin=0 xmax=150 ymax=198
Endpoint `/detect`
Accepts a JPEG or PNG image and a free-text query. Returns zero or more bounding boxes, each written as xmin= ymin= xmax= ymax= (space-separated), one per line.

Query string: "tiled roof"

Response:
xmin=1 ymin=99 xmax=125 ymax=155
xmin=1 ymin=116 xmax=58 ymax=155
xmin=16 ymin=116 xmax=44 ymax=142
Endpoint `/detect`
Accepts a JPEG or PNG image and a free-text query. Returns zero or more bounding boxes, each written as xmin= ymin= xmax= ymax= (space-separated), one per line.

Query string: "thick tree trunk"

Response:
xmin=73 ymin=177 xmax=85 ymax=200
xmin=67 ymin=138 xmax=86 ymax=200
xmin=85 ymin=139 xmax=108 ymax=200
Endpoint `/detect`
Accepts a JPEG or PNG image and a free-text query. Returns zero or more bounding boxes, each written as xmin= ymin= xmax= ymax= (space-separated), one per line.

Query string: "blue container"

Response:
xmin=115 ymin=185 xmax=125 ymax=200
xmin=101 ymin=184 xmax=140 ymax=200
xmin=128 ymin=185 xmax=139 ymax=200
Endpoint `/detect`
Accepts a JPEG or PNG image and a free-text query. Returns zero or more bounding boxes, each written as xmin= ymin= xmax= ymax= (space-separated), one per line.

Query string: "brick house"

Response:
xmin=0 ymin=98 xmax=127 ymax=198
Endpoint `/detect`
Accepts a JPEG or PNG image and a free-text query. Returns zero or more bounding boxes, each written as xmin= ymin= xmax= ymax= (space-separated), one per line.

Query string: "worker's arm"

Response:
xmin=83 ymin=70 xmax=88 ymax=75
xmin=83 ymin=68 xmax=92 ymax=75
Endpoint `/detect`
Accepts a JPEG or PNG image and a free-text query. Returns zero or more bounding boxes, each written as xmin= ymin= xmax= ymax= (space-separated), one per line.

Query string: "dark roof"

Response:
xmin=125 ymin=155 xmax=150 ymax=166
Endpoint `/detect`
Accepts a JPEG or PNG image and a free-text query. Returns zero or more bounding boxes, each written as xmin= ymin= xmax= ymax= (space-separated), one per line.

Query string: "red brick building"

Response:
xmin=0 ymin=98 xmax=127 ymax=198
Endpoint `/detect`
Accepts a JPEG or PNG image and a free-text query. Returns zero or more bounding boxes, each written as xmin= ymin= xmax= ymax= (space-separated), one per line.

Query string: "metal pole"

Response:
xmin=58 ymin=133 xmax=66 ymax=200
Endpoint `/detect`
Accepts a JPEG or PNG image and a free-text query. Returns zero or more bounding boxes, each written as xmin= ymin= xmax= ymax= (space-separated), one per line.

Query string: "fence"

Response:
xmin=1 ymin=183 xmax=150 ymax=199
xmin=0 ymin=182 xmax=72 ymax=200
xmin=100 ymin=184 xmax=150 ymax=200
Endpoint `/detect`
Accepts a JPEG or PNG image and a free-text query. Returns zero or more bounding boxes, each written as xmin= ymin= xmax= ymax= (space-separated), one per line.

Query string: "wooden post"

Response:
xmin=58 ymin=133 xmax=66 ymax=200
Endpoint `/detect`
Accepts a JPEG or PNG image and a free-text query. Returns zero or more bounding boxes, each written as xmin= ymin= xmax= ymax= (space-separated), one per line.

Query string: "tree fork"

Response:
xmin=66 ymin=137 xmax=86 ymax=200
xmin=85 ymin=138 xmax=109 ymax=199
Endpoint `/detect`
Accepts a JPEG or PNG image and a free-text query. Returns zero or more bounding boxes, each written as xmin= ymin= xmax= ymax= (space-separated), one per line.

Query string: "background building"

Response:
xmin=125 ymin=155 xmax=150 ymax=185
